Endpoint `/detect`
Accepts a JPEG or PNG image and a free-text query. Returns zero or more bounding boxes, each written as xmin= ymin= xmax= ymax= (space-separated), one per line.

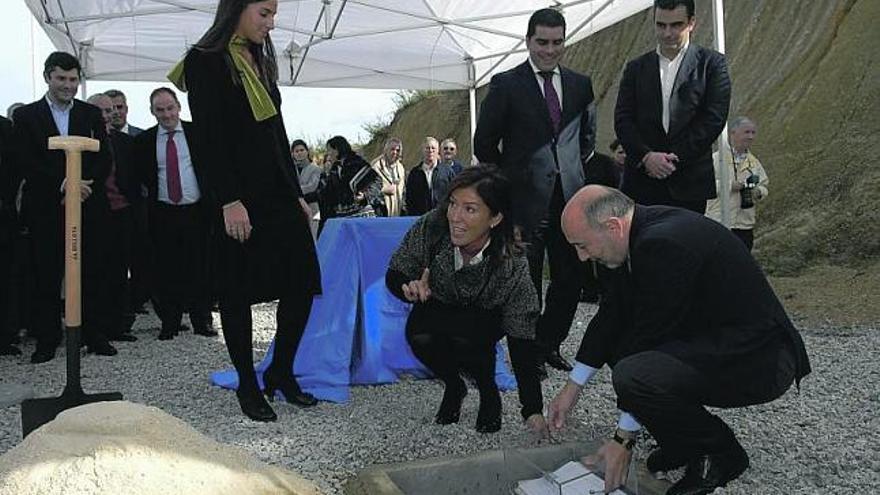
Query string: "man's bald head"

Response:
xmin=561 ymin=185 xmax=634 ymax=267
xmin=87 ymin=93 xmax=115 ymax=131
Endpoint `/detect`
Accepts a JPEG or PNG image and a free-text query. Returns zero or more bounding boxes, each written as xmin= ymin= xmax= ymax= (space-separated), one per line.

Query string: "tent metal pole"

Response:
xmin=469 ymin=87 xmax=476 ymax=165
xmin=712 ymin=0 xmax=731 ymax=227
xmin=468 ymin=57 xmax=477 ymax=165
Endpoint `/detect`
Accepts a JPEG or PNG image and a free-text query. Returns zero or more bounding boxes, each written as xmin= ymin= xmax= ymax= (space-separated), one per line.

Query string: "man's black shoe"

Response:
xmin=667 ymin=444 xmax=749 ymax=495
xmin=0 ymin=344 xmax=22 ymax=356
xmin=646 ymin=448 xmax=688 ymax=473
xmin=86 ymin=341 xmax=118 ymax=356
xmin=109 ymin=333 xmax=138 ymax=342
xmin=545 ymin=350 xmax=573 ymax=371
xmin=157 ymin=330 xmax=175 ymax=341
xmin=194 ymin=326 xmax=218 ymax=337
xmin=30 ymin=346 xmax=56 ymax=364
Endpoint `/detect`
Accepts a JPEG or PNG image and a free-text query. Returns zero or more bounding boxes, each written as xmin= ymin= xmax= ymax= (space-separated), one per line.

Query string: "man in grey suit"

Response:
xmin=474 ymin=8 xmax=595 ymax=374
xmin=106 ymin=89 xmax=143 ymax=137
xmin=614 ymin=0 xmax=731 ymax=214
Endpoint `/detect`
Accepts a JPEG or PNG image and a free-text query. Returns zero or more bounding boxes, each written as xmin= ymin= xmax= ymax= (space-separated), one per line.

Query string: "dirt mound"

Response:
xmin=0 ymin=401 xmax=321 ymax=495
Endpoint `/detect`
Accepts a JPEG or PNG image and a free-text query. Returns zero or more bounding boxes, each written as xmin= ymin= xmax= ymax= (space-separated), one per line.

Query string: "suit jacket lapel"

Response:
xmin=515 ymin=61 xmax=553 ymax=133
xmin=646 ymin=52 xmax=665 ymax=133
xmin=669 ymin=44 xmax=698 ymax=135
xmin=69 ymin=101 xmax=89 ymax=138
xmin=146 ymin=126 xmax=159 ymax=201
xmin=36 ymin=98 xmax=60 ymax=138
xmin=560 ymin=67 xmax=578 ymax=124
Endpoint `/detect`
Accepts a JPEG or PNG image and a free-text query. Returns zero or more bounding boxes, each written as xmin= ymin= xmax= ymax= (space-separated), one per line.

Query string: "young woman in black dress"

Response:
xmin=171 ymin=0 xmax=321 ymax=421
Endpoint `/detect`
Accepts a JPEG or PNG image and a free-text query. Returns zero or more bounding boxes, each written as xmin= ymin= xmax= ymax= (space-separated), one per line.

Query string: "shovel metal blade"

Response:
xmin=20 ymin=391 xmax=124 ymax=438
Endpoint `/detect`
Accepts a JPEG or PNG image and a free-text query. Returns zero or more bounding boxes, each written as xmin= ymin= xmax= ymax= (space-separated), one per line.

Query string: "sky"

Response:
xmin=0 ymin=1 xmax=399 ymax=147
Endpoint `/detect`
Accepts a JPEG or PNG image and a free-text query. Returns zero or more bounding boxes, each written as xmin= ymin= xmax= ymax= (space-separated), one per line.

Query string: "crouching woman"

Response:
xmin=386 ymin=165 xmax=547 ymax=434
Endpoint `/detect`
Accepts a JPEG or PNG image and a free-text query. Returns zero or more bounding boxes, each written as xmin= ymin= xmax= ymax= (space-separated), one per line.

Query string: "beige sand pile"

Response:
xmin=0 ymin=401 xmax=321 ymax=495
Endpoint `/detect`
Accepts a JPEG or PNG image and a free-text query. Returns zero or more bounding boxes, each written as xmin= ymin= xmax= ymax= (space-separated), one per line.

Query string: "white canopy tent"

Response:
xmin=25 ymin=0 xmax=657 ymax=90
xmin=26 ymin=0 xmax=651 ymax=145
xmin=25 ymin=0 xmax=731 ymax=218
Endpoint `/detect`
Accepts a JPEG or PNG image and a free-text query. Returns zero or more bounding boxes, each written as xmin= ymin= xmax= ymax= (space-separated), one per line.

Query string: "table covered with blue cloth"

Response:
xmin=211 ymin=216 xmax=518 ymax=402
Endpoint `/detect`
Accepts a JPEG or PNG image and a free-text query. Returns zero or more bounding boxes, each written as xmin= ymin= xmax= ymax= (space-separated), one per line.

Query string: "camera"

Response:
xmin=740 ymin=173 xmax=760 ymax=209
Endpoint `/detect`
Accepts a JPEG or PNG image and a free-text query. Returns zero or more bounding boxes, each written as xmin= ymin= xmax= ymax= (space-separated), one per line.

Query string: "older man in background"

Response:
xmin=439 ymin=138 xmax=464 ymax=175
xmin=87 ymin=93 xmax=140 ymax=343
xmin=404 ymin=136 xmax=455 ymax=217
xmin=105 ymin=89 xmax=143 ymax=136
xmin=706 ymin=117 xmax=768 ymax=251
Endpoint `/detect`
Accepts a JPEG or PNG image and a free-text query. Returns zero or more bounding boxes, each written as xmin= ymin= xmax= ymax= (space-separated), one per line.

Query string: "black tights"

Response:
xmin=220 ymin=288 xmax=313 ymax=393
xmin=406 ymin=301 xmax=502 ymax=415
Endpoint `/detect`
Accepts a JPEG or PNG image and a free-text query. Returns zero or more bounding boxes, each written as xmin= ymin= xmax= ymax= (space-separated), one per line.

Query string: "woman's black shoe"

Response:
xmin=435 ymin=380 xmax=467 ymax=425
xmin=236 ymin=389 xmax=277 ymax=422
xmin=475 ymin=386 xmax=502 ymax=433
xmin=263 ymin=372 xmax=318 ymax=407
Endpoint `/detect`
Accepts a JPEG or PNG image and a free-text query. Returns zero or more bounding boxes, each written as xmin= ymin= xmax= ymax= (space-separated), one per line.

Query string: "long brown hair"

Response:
xmin=193 ymin=0 xmax=279 ymax=85
xmin=443 ymin=165 xmax=520 ymax=267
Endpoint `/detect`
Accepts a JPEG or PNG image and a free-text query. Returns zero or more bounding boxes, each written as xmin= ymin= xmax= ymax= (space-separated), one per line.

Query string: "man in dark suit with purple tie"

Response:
xmin=134 ymin=87 xmax=215 ymax=341
xmin=614 ymin=0 xmax=731 ymax=214
xmin=474 ymin=8 xmax=596 ymax=375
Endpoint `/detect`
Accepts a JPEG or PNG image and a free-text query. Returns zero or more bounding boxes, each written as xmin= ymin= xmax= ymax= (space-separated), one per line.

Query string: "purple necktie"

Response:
xmin=165 ymin=130 xmax=182 ymax=203
xmin=540 ymin=71 xmax=562 ymax=134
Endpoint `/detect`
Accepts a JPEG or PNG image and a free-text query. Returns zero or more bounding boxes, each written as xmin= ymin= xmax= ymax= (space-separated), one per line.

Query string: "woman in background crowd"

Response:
xmin=371 ymin=137 xmax=406 ymax=217
xmin=319 ymin=135 xmax=383 ymax=230
xmin=291 ymin=139 xmax=322 ymax=239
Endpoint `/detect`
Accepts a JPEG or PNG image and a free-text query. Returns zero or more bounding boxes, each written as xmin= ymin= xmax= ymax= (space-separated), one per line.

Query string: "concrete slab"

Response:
xmin=346 ymin=441 xmax=670 ymax=495
xmin=0 ymin=383 xmax=34 ymax=408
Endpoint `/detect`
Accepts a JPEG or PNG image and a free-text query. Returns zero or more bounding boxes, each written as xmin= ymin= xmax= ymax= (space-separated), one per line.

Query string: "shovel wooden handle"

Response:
xmin=48 ymin=136 xmax=100 ymax=328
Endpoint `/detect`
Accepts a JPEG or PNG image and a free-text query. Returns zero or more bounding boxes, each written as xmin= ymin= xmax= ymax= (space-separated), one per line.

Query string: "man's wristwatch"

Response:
xmin=612 ymin=429 xmax=637 ymax=450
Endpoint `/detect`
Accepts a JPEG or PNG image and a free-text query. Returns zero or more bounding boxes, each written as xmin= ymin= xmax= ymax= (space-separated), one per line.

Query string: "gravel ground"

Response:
xmin=0 ymin=302 xmax=877 ymax=494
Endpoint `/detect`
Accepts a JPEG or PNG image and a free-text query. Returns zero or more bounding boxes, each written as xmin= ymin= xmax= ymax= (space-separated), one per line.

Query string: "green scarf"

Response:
xmin=166 ymin=35 xmax=278 ymax=122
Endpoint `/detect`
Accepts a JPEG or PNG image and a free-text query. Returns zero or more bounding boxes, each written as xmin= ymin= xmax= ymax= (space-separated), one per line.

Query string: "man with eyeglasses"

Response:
xmin=440 ymin=138 xmax=463 ymax=175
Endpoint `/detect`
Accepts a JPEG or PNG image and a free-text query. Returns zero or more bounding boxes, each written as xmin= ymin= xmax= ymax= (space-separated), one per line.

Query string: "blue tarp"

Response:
xmin=211 ymin=217 xmax=517 ymax=402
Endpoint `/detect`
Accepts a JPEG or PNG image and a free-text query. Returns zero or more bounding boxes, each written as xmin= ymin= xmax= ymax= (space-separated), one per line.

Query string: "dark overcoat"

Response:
xmin=576 ymin=205 xmax=811 ymax=389
xmin=183 ymin=49 xmax=321 ymax=303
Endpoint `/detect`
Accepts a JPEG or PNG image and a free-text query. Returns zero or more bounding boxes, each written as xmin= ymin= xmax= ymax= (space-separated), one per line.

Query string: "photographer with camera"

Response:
xmin=706 ymin=117 xmax=769 ymax=251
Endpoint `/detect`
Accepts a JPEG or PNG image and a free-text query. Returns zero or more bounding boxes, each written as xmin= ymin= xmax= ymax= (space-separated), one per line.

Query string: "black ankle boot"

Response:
xmin=475 ymin=386 xmax=502 ymax=433
xmin=235 ymin=388 xmax=277 ymax=422
xmin=435 ymin=380 xmax=467 ymax=425
xmin=263 ymin=371 xmax=318 ymax=407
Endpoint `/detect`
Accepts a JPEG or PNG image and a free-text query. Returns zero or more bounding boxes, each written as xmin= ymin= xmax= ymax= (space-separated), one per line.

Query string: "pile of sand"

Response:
xmin=0 ymin=401 xmax=321 ymax=495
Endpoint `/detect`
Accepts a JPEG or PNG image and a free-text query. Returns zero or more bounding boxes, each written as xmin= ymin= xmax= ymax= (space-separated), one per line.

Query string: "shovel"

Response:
xmin=20 ymin=135 xmax=123 ymax=437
